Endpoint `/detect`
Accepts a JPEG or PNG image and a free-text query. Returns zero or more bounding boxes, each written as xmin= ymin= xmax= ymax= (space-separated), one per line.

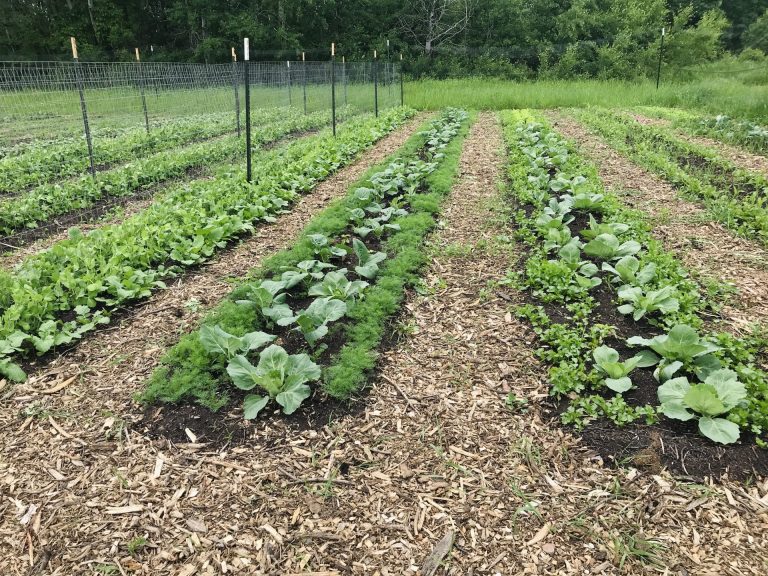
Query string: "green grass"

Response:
xmin=1 ymin=82 xmax=401 ymax=145
xmin=405 ymin=78 xmax=768 ymax=123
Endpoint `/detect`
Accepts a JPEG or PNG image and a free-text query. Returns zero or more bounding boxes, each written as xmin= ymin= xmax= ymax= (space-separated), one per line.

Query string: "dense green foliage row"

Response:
xmin=501 ymin=110 xmax=768 ymax=445
xmin=0 ymin=111 xmax=237 ymax=193
xmin=637 ymin=106 xmax=768 ymax=154
xmin=0 ymin=108 xmax=414 ymax=383
xmin=0 ymin=107 xmax=339 ymax=236
xmin=2 ymin=0 xmax=765 ymax=81
xmin=572 ymin=108 xmax=768 ymax=246
xmin=142 ymin=108 xmax=469 ymax=416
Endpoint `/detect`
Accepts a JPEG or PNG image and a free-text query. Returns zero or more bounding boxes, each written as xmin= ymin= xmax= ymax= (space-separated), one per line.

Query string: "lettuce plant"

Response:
xmin=592 ymin=345 xmax=646 ymax=392
xmin=617 ymin=285 xmax=680 ymax=321
xmin=199 ymin=325 xmax=275 ymax=359
xmin=657 ymin=369 xmax=747 ymax=444
xmin=601 ymin=255 xmax=656 ymax=285
xmin=583 ymin=233 xmax=641 ymax=261
xmin=226 ymin=345 xmax=321 ymax=418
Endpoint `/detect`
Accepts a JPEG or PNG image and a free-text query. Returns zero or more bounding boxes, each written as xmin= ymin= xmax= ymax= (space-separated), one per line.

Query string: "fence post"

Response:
xmin=71 ymin=37 xmax=95 ymax=177
xmin=656 ymin=27 xmax=666 ymax=90
xmin=135 ymin=48 xmax=150 ymax=134
xmin=287 ymin=60 xmax=292 ymax=107
xmin=244 ymin=38 xmax=252 ymax=182
xmin=373 ymin=50 xmax=378 ymax=117
xmin=302 ymin=52 xmax=307 ymax=114
xmin=387 ymin=39 xmax=392 ymax=100
xmin=331 ymin=43 xmax=337 ymax=137
xmin=232 ymin=47 xmax=241 ymax=137
xmin=400 ymin=53 xmax=404 ymax=106
xmin=342 ymin=56 xmax=348 ymax=106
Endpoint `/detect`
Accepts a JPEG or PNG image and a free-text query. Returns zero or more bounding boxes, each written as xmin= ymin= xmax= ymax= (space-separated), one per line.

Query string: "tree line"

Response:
xmin=1 ymin=0 xmax=766 ymax=80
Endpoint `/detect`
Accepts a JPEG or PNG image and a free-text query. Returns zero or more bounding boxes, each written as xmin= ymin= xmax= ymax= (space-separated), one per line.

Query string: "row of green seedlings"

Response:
xmin=0 ymin=111 xmax=239 ymax=193
xmin=636 ymin=107 xmax=768 ymax=155
xmin=142 ymin=108 xmax=469 ymax=418
xmin=0 ymin=108 xmax=415 ymax=383
xmin=0 ymin=106 xmax=353 ymax=237
xmin=572 ymin=108 xmax=768 ymax=247
xmin=501 ymin=109 xmax=768 ymax=446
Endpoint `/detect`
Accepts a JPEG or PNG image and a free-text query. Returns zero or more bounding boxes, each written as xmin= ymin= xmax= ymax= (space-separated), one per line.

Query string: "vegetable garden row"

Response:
xmin=0 ymin=107 xmax=414 ymax=383
xmin=501 ymin=110 xmax=768 ymax=449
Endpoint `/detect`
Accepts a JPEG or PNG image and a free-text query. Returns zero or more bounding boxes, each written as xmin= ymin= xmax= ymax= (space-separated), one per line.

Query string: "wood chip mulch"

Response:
xmin=548 ymin=111 xmax=768 ymax=335
xmin=1 ymin=112 xmax=767 ymax=575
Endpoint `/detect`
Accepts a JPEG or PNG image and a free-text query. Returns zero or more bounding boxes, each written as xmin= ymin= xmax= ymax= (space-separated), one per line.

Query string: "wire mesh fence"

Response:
xmin=0 ymin=59 xmax=403 ymax=147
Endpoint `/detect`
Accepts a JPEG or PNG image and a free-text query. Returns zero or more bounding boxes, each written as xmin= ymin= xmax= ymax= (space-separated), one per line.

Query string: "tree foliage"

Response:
xmin=0 ymin=0 xmax=762 ymax=80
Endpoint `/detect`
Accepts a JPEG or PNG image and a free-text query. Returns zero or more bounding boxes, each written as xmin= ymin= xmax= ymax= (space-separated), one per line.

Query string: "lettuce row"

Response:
xmin=0 ymin=108 xmax=415 ymax=382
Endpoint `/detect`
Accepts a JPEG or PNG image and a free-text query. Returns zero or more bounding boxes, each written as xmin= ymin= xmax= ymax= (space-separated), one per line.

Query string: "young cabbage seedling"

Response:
xmin=602 ymin=255 xmax=656 ymax=286
xmin=199 ymin=324 xmax=276 ymax=359
xmin=657 ymin=369 xmax=747 ymax=444
xmin=226 ymin=344 xmax=321 ymax=419
xmin=626 ymin=324 xmax=722 ymax=382
xmin=617 ymin=285 xmax=680 ymax=321
xmin=592 ymin=345 xmax=646 ymax=393
xmin=278 ymin=296 xmax=347 ymax=346
xmin=583 ymin=233 xmax=641 ymax=261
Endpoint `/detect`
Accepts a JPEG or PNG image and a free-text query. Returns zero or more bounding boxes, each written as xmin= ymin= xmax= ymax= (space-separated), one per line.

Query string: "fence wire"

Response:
xmin=0 ymin=59 xmax=403 ymax=148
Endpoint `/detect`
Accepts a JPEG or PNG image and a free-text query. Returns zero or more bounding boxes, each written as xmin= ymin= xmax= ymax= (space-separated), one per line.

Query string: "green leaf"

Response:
xmin=243 ymin=394 xmax=269 ymax=419
xmin=0 ymin=358 xmax=27 ymax=382
xmin=226 ymin=355 xmax=260 ymax=391
xmin=704 ymin=369 xmax=747 ymax=410
xmin=605 ymin=376 xmax=633 ymax=393
xmin=634 ymin=349 xmax=660 ymax=368
xmin=658 ymin=376 xmax=693 ymax=421
xmin=698 ymin=416 xmax=740 ymax=444
xmin=275 ymin=381 xmax=312 ymax=414
xmin=684 ymin=384 xmax=727 ymax=417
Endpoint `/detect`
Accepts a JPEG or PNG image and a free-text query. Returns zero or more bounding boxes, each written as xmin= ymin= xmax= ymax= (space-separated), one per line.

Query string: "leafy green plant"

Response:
xmin=307 ymin=233 xmax=347 ymax=261
xmin=580 ymin=215 xmax=630 ymax=240
xmin=592 ymin=345 xmax=645 ymax=393
xmin=657 ymin=369 xmax=747 ymax=444
xmin=352 ymin=238 xmax=387 ymax=279
xmin=226 ymin=345 xmax=321 ymax=418
xmin=617 ymin=285 xmax=680 ymax=321
xmin=601 ymin=255 xmax=656 ymax=285
xmin=278 ymin=297 xmax=347 ymax=346
xmin=199 ymin=325 xmax=275 ymax=359
xmin=583 ymin=233 xmax=641 ymax=260
xmin=308 ymin=269 xmax=369 ymax=301
xmin=627 ymin=324 xmax=721 ymax=382
xmin=235 ymin=280 xmax=293 ymax=325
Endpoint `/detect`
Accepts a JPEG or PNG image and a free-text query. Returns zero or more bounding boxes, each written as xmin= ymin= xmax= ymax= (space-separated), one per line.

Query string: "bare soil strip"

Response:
xmin=0 ymin=111 xmax=764 ymax=575
xmin=631 ymin=112 xmax=768 ymax=177
xmin=0 ymin=114 xmax=429 ymax=575
xmin=549 ymin=111 xmax=768 ymax=334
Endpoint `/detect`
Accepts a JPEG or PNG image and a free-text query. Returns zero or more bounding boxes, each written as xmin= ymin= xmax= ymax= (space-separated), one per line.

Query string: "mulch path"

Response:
xmin=548 ymin=111 xmax=768 ymax=334
xmin=1 ymin=112 xmax=767 ymax=575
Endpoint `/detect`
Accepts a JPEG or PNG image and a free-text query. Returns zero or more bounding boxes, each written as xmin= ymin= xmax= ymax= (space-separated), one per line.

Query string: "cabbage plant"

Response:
xmin=657 ymin=369 xmax=747 ymax=444
xmin=617 ymin=285 xmax=680 ymax=321
xmin=592 ymin=345 xmax=646 ymax=392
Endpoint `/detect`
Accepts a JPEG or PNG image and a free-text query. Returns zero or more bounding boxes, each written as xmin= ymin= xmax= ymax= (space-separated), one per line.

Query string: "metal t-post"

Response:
xmin=400 ymin=54 xmax=404 ymax=106
xmin=71 ymin=37 xmax=95 ymax=177
xmin=656 ymin=27 xmax=666 ymax=90
xmin=135 ymin=48 xmax=150 ymax=133
xmin=373 ymin=50 xmax=379 ymax=117
xmin=244 ymin=38 xmax=252 ymax=182
xmin=232 ymin=48 xmax=241 ymax=137
xmin=302 ymin=52 xmax=307 ymax=114
xmin=331 ymin=44 xmax=337 ymax=137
